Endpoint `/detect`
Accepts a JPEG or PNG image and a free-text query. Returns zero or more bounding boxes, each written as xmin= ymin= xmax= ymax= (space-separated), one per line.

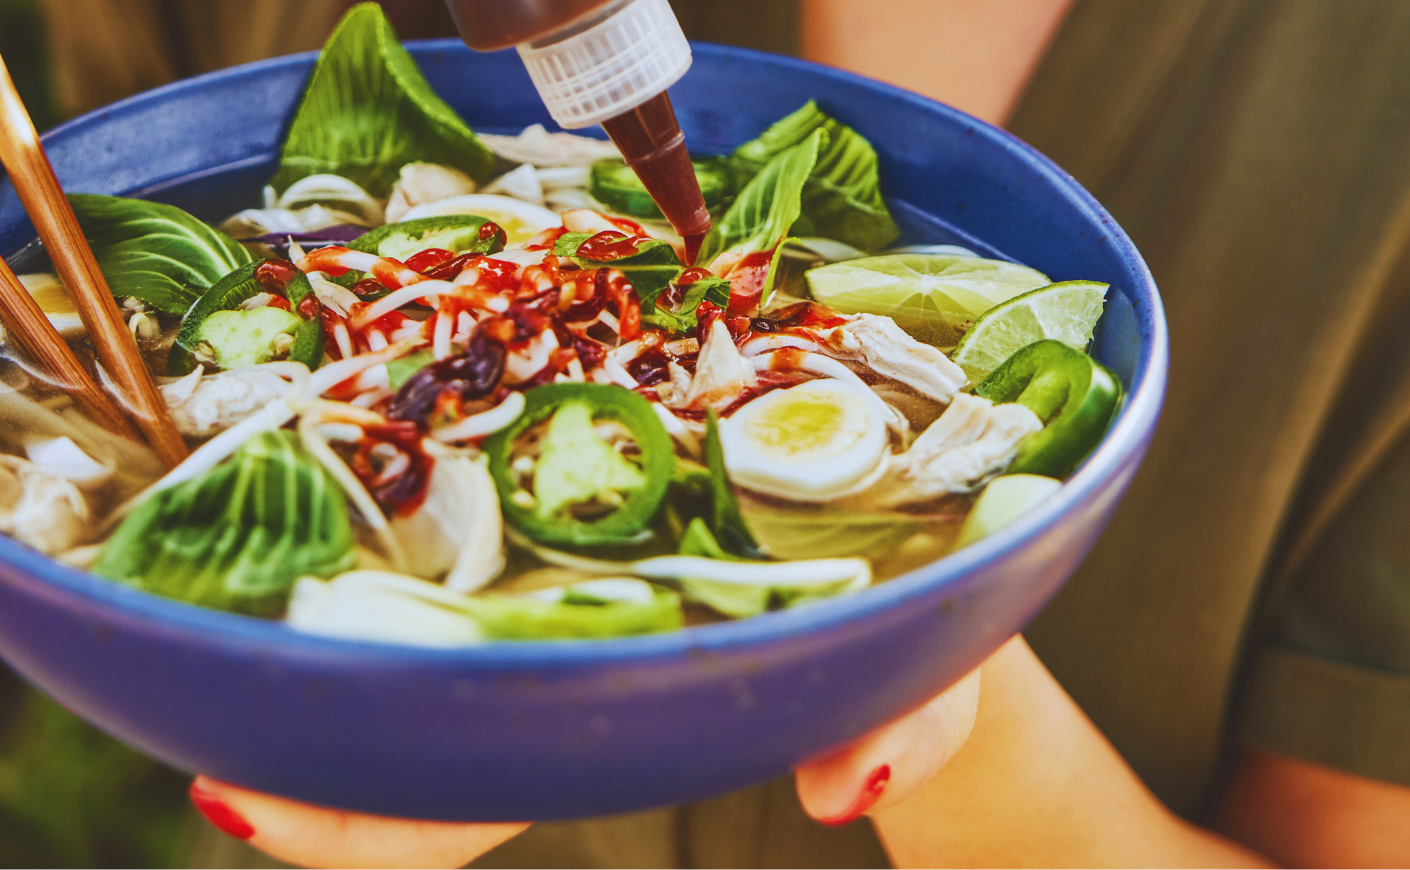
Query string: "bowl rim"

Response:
xmin=0 ymin=41 xmax=1167 ymax=667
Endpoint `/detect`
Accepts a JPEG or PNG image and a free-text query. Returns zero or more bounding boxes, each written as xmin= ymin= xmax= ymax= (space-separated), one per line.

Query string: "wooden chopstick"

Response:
xmin=0 ymin=55 xmax=187 ymax=469
xmin=0 ymin=257 xmax=139 ymax=439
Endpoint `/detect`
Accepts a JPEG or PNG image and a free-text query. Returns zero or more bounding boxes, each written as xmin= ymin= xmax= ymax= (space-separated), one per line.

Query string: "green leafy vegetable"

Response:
xmin=730 ymin=101 xmax=900 ymax=252
xmin=553 ymin=232 xmax=593 ymax=256
xmin=674 ymin=517 xmax=858 ymax=618
xmin=675 ymin=517 xmax=769 ymax=617
xmin=68 ymin=193 xmax=252 ymax=314
xmin=641 ymin=272 xmax=731 ymax=333
xmin=349 ymin=215 xmax=505 ymax=259
xmin=95 ymin=431 xmax=356 ymax=616
xmin=589 ymin=156 xmax=732 ymax=218
xmin=703 ymin=410 xmax=762 ymax=557
xmin=386 ymin=349 xmax=435 ymax=390
xmin=566 ymin=234 xmax=682 ymax=309
xmin=271 ymin=3 xmax=496 ymax=196
xmin=289 ymin=571 xmax=682 ymax=642
xmin=698 ymin=128 xmax=824 ymax=267
xmin=739 ymin=501 xmax=921 ymax=560
xmin=463 ymin=589 xmax=683 ymax=640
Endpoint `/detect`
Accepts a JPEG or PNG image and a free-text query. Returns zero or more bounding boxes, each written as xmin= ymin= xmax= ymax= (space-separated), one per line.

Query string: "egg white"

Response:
xmin=720 ymin=379 xmax=889 ymax=501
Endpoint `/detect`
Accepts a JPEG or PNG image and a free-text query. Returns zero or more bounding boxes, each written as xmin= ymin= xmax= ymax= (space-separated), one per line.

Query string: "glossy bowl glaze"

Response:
xmin=0 ymin=43 xmax=1166 ymax=821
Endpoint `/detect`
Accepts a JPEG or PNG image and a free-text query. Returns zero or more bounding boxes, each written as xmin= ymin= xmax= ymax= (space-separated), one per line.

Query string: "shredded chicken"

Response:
xmin=0 ymin=456 xmax=89 ymax=554
xmin=828 ymin=314 xmax=967 ymax=403
xmin=861 ymin=394 xmax=1043 ymax=506
xmin=479 ymin=163 xmax=543 ymax=205
xmin=668 ymin=319 xmax=757 ymax=412
xmin=385 ymin=162 xmax=477 ymax=223
xmin=388 ymin=454 xmax=504 ymax=593
xmin=161 ymin=367 xmax=291 ymax=437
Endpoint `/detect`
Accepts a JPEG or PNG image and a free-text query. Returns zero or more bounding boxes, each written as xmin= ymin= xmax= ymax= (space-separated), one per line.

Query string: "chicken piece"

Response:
xmin=864 ymin=393 xmax=1043 ymax=506
xmin=389 ymin=454 xmax=504 ymax=593
xmin=160 ymin=367 xmax=291 ymax=437
xmin=26 ymin=436 xmax=114 ymax=489
xmin=385 ymin=162 xmax=478 ymax=223
xmin=667 ymin=320 xmax=757 ymax=412
xmin=0 ymin=455 xmax=89 ymax=555
xmin=828 ymin=314 xmax=967 ymax=403
xmin=480 ymin=163 xmax=544 ymax=206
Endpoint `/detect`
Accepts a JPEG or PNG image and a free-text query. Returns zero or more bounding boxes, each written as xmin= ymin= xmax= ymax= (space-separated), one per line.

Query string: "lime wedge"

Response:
xmin=805 ymin=254 xmax=1049 ymax=346
xmin=956 ymin=474 xmax=1062 ymax=548
xmin=951 ymin=280 xmax=1108 ymax=377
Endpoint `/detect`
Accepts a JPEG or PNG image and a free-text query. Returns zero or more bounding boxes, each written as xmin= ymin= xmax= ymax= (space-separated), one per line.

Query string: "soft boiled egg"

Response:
xmin=719 ymin=379 xmax=889 ymax=501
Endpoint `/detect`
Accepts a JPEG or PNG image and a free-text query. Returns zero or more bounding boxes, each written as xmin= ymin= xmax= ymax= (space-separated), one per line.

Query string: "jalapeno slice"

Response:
xmin=348 ymin=215 xmax=506 ymax=260
xmin=973 ymin=339 xmax=1123 ymax=477
xmin=168 ymin=258 xmax=325 ymax=375
xmin=485 ymin=383 xmax=675 ymax=546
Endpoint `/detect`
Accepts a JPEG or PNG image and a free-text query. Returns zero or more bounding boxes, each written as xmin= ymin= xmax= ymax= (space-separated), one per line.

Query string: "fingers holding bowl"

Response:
xmin=795 ymin=665 xmax=982 ymax=825
xmin=189 ymin=776 xmax=530 ymax=869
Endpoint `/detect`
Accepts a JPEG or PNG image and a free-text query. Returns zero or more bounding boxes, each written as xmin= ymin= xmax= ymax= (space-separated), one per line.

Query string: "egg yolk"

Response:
xmin=744 ymin=391 xmax=865 ymax=456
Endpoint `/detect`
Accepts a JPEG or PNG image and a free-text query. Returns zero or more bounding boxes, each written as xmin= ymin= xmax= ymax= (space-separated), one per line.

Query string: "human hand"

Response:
xmin=795 ymin=662 xmax=982 ymax=825
xmin=187 ymin=776 xmax=529 ymax=869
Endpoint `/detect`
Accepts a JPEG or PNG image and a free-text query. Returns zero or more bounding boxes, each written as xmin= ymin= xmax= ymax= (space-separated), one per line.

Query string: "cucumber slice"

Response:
xmin=589 ymin=156 xmax=731 ymax=220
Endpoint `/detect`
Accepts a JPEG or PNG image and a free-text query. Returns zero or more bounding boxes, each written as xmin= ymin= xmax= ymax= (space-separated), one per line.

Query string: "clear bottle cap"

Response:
xmin=516 ymin=0 xmax=692 ymax=130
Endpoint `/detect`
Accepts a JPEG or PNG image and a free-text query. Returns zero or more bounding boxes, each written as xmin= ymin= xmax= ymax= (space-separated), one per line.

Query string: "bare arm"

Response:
xmin=862 ymin=637 xmax=1268 ymax=867
xmin=1216 ymin=748 xmax=1410 ymax=868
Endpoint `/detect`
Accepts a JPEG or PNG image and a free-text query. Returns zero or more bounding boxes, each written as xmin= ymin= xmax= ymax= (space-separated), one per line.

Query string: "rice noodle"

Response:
xmin=298 ymin=404 xmax=408 ymax=572
xmin=430 ymin=391 xmax=526 ymax=442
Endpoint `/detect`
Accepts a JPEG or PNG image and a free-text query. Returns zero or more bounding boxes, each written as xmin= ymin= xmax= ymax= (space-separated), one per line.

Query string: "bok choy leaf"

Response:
xmin=698 ymin=128 xmax=824 ymax=268
xmin=287 ymin=570 xmax=682 ymax=644
xmin=271 ymin=3 xmax=496 ymax=197
xmin=95 ymin=430 xmax=356 ymax=616
xmin=730 ymin=101 xmax=900 ymax=252
xmin=69 ymin=194 xmax=252 ymax=314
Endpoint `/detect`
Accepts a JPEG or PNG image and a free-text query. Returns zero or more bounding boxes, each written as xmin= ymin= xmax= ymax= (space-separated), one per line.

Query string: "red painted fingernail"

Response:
xmin=819 ymin=764 xmax=891 ymax=827
xmin=189 ymin=781 xmax=255 ymax=840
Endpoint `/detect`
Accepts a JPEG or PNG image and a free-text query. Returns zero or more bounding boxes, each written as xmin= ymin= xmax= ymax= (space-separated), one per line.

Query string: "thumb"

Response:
xmin=189 ymin=775 xmax=529 ymax=870
xmin=795 ymin=665 xmax=981 ymax=825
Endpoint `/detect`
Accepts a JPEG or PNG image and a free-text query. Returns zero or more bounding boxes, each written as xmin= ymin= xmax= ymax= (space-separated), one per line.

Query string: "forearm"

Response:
xmin=873 ymin=636 xmax=1269 ymax=868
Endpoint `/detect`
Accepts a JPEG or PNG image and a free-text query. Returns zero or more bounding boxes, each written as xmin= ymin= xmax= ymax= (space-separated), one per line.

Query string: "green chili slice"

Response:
xmin=973 ymin=339 xmax=1123 ymax=477
xmin=168 ymin=259 xmax=325 ymax=375
xmin=485 ymin=383 xmax=675 ymax=546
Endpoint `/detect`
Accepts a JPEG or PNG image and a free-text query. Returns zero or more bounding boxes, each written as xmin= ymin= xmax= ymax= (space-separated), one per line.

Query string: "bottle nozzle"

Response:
xmin=513 ymin=0 xmax=710 ymax=261
xmin=600 ymin=92 xmax=711 ymax=263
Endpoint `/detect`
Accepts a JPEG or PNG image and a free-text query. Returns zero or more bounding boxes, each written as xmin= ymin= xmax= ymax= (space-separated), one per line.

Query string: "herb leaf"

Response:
xmin=271 ymin=3 xmax=496 ymax=196
xmin=566 ymin=235 xmax=682 ymax=309
xmin=704 ymin=410 xmax=763 ymax=558
xmin=95 ymin=430 xmax=356 ymax=616
xmin=730 ymin=101 xmax=900 ymax=252
xmin=642 ymin=273 xmax=731 ymax=332
xmin=698 ymin=128 xmax=824 ymax=268
xmin=69 ymin=194 xmax=252 ymax=314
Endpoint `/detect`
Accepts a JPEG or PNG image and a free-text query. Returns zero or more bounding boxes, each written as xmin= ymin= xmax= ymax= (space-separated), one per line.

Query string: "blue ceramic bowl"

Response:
xmin=0 ymin=43 xmax=1165 ymax=821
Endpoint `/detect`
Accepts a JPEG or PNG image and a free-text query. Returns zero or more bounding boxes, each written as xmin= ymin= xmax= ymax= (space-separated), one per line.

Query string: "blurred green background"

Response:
xmin=0 ymin=1 xmax=793 ymax=866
